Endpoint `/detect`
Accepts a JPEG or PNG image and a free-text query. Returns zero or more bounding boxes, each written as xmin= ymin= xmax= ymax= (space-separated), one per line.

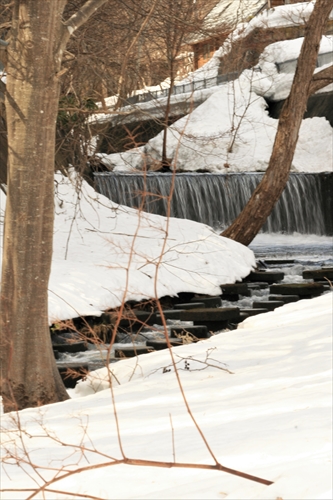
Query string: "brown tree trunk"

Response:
xmin=0 ymin=0 xmax=69 ymax=412
xmin=161 ymin=73 xmax=175 ymax=168
xmin=0 ymin=0 xmax=109 ymax=412
xmin=221 ymin=0 xmax=333 ymax=246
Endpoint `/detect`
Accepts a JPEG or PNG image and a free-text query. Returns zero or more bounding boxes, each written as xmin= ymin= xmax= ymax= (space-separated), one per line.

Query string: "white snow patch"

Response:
xmin=0 ymin=173 xmax=255 ymax=324
xmin=1 ymin=292 xmax=332 ymax=500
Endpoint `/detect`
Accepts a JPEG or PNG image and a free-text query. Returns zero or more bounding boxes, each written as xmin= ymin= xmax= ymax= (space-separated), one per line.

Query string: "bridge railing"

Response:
xmin=122 ymin=51 xmax=331 ymax=106
xmin=123 ymin=71 xmax=241 ymax=106
xmin=276 ymin=51 xmax=332 ymax=74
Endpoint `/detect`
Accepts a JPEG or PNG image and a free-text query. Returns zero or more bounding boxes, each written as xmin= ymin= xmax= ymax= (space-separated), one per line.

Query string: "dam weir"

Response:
xmin=94 ymin=172 xmax=333 ymax=235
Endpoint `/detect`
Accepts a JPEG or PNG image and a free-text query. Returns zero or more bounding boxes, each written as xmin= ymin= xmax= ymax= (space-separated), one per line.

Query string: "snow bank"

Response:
xmin=0 ymin=174 xmax=255 ymax=324
xmin=98 ymin=4 xmax=333 ymax=174
xmin=1 ymin=292 xmax=332 ymax=499
xmin=14 ymin=173 xmax=253 ymax=323
xmin=107 ymin=73 xmax=332 ymax=173
xmin=252 ymin=35 xmax=333 ymax=101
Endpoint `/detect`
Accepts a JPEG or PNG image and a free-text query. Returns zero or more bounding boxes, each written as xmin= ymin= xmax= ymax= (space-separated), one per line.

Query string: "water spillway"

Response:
xmin=94 ymin=172 xmax=333 ymax=235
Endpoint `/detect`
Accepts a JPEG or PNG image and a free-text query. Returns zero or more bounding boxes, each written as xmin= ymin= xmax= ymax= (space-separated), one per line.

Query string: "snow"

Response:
xmin=226 ymin=1 xmax=333 ymax=46
xmin=94 ymin=4 xmax=333 ymax=174
xmin=1 ymin=292 xmax=332 ymax=499
xmin=189 ymin=0 xmax=266 ymax=44
xmin=0 ymin=4 xmax=333 ymax=500
xmin=103 ymin=73 xmax=332 ymax=173
xmin=1 ymin=3 xmax=332 ymax=498
xmin=96 ymin=34 xmax=333 ymax=172
xmin=0 ymin=172 xmax=255 ymax=324
xmin=180 ymin=0 xmax=333 ymax=83
xmin=252 ymin=36 xmax=333 ymax=101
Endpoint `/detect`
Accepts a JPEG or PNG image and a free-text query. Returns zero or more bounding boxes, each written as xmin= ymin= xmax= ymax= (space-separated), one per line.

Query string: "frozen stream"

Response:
xmin=57 ymin=233 xmax=333 ymax=374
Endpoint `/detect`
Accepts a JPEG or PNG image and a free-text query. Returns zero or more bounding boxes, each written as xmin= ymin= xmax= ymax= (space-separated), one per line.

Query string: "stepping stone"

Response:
xmin=52 ymin=341 xmax=87 ymax=353
xmin=264 ymin=259 xmax=295 ymax=265
xmin=146 ymin=339 xmax=183 ymax=350
xmin=170 ymin=325 xmax=209 ymax=339
xmin=179 ymin=307 xmax=240 ymax=322
xmin=57 ymin=363 xmax=89 ymax=388
xmin=313 ymin=282 xmax=331 ymax=290
xmin=253 ymin=300 xmax=284 ymax=311
xmin=114 ymin=345 xmax=155 ymax=358
xmin=190 ymin=296 xmax=222 ymax=308
xmin=133 ymin=310 xmax=158 ymax=325
xmin=180 ymin=307 xmax=240 ymax=332
xmin=248 ymin=282 xmax=269 ymax=290
xmin=195 ymin=320 xmax=229 ymax=332
xmin=247 ymin=284 xmax=260 ymax=291
xmin=156 ymin=309 xmax=184 ymax=322
xmin=221 ymin=292 xmax=239 ymax=302
xmin=302 ymin=268 xmax=333 ymax=281
xmin=269 ymin=294 xmax=300 ymax=304
xmin=220 ymin=283 xmax=250 ymax=296
xmin=270 ymin=282 xmax=324 ymax=297
xmin=240 ymin=308 xmax=269 ymax=317
xmin=245 ymin=271 xmax=285 ymax=283
xmin=118 ymin=310 xmax=157 ymax=327
xmin=174 ymin=302 xmax=205 ymax=310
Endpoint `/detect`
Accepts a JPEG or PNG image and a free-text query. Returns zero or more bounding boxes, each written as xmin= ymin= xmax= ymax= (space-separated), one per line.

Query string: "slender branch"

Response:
xmin=309 ymin=64 xmax=333 ymax=95
xmin=59 ymin=0 xmax=110 ymax=54
xmin=2 ymin=456 xmax=273 ymax=500
xmin=0 ymin=80 xmax=5 ymax=103
xmin=116 ymin=0 xmax=159 ymax=106
xmin=0 ymin=38 xmax=8 ymax=67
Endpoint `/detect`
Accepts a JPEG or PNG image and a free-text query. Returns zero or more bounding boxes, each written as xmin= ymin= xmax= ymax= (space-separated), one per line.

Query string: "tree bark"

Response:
xmin=221 ymin=0 xmax=333 ymax=246
xmin=0 ymin=0 xmax=69 ymax=412
xmin=0 ymin=0 xmax=109 ymax=412
xmin=308 ymin=64 xmax=333 ymax=95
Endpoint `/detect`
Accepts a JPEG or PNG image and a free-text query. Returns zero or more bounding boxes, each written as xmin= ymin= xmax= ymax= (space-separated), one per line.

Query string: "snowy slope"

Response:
xmin=105 ymin=73 xmax=332 ymax=173
xmin=0 ymin=173 xmax=255 ymax=324
xmin=1 ymin=292 xmax=332 ymax=500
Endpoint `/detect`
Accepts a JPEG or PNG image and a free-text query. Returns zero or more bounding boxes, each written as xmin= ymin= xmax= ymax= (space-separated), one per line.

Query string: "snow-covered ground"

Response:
xmin=1 ymin=4 xmax=332 ymax=500
xmin=1 ymin=292 xmax=332 ymax=500
xmin=0 ymin=172 xmax=255 ymax=324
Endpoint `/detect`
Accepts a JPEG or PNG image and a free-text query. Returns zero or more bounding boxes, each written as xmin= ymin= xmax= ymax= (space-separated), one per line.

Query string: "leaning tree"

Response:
xmin=221 ymin=0 xmax=333 ymax=245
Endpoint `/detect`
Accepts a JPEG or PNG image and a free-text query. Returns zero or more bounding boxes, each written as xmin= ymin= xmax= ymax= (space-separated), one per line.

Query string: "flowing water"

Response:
xmin=63 ymin=173 xmax=333 ymax=377
xmin=61 ymin=232 xmax=333 ymax=377
xmin=94 ymin=172 xmax=332 ymax=235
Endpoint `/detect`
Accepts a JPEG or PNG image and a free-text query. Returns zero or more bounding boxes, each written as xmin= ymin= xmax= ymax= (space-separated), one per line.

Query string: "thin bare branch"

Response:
xmin=309 ymin=64 xmax=333 ymax=95
xmin=59 ymin=0 xmax=110 ymax=54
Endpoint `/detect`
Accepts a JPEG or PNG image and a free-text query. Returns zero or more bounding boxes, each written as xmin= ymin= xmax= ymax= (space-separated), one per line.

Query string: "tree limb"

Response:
xmin=0 ymin=80 xmax=5 ymax=103
xmin=0 ymin=38 xmax=8 ymax=67
xmin=59 ymin=0 xmax=110 ymax=54
xmin=309 ymin=64 xmax=333 ymax=95
xmin=221 ymin=0 xmax=333 ymax=245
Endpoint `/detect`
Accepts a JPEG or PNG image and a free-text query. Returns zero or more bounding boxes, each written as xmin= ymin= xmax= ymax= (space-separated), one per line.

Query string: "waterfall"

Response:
xmin=94 ymin=172 xmax=332 ymax=235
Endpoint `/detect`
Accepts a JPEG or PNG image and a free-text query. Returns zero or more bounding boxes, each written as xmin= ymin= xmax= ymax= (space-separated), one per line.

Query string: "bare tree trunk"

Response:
xmin=161 ymin=72 xmax=175 ymax=168
xmin=0 ymin=0 xmax=109 ymax=412
xmin=221 ymin=0 xmax=333 ymax=246
xmin=0 ymin=0 xmax=69 ymax=411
